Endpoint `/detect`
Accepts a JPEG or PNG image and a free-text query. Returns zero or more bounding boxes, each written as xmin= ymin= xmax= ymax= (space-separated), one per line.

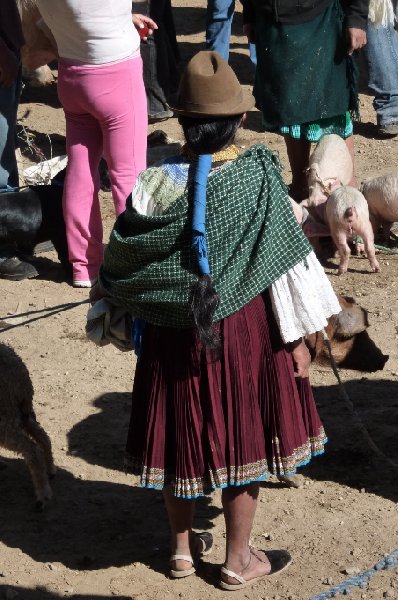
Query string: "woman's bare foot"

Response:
xmin=170 ymin=532 xmax=212 ymax=573
xmin=221 ymin=548 xmax=272 ymax=586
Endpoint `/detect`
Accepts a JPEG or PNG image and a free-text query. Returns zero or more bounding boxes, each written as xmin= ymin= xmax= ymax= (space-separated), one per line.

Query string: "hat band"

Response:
xmin=176 ymin=90 xmax=246 ymax=114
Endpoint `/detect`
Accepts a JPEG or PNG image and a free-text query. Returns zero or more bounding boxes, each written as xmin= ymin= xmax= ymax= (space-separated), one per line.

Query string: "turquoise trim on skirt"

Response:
xmin=279 ymin=111 xmax=353 ymax=141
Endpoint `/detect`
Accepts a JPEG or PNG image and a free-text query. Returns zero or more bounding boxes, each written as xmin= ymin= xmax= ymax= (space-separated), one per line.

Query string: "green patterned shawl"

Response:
xmin=99 ymin=144 xmax=312 ymax=328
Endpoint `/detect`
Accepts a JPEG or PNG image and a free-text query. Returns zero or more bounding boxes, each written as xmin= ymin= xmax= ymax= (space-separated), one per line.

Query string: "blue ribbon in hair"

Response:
xmin=192 ymin=153 xmax=212 ymax=275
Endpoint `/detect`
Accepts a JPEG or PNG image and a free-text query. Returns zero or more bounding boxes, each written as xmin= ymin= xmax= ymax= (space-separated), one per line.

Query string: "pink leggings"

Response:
xmin=58 ymin=56 xmax=147 ymax=282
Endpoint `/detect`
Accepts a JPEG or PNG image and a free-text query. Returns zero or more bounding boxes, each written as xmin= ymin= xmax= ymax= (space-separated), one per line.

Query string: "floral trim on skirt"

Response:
xmin=279 ymin=112 xmax=353 ymax=142
xmin=125 ymin=292 xmax=327 ymax=499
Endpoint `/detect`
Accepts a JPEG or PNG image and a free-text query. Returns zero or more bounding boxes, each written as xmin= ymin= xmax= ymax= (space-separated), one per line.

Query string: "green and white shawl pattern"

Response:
xmin=100 ymin=144 xmax=312 ymax=328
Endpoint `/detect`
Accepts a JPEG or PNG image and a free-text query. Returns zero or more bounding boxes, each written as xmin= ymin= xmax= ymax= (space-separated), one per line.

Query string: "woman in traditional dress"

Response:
xmin=241 ymin=0 xmax=368 ymax=200
xmin=92 ymin=51 xmax=341 ymax=590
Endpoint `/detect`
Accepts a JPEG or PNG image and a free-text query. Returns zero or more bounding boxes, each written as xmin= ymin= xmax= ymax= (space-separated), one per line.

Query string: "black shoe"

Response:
xmin=0 ymin=257 xmax=39 ymax=281
xmin=378 ymin=122 xmax=398 ymax=137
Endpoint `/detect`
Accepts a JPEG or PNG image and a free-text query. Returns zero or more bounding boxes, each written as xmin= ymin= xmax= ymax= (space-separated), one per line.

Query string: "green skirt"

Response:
xmin=254 ymin=0 xmax=357 ymax=131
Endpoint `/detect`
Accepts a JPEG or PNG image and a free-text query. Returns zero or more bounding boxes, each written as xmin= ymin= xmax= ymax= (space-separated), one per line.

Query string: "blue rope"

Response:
xmin=192 ymin=153 xmax=212 ymax=275
xmin=311 ymin=548 xmax=398 ymax=599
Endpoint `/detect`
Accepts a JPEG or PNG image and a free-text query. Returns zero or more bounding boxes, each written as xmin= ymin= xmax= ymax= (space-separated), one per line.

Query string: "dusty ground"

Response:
xmin=1 ymin=3 xmax=398 ymax=600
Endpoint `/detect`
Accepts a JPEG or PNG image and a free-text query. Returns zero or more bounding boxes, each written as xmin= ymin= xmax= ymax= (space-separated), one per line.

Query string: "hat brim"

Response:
xmin=167 ymin=88 xmax=256 ymax=118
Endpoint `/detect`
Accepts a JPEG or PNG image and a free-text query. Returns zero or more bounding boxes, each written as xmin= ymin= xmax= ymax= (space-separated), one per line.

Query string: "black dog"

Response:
xmin=0 ymin=184 xmax=71 ymax=277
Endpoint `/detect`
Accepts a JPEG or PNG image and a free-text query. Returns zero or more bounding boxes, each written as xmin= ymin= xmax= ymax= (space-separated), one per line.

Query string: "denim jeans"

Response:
xmin=206 ymin=0 xmax=236 ymax=61
xmin=0 ymin=59 xmax=21 ymax=262
xmin=365 ymin=2 xmax=398 ymax=126
xmin=0 ymin=61 xmax=21 ymax=189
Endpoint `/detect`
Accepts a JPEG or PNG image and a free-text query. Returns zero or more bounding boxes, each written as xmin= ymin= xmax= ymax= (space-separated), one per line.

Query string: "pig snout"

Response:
xmin=337 ymin=331 xmax=389 ymax=372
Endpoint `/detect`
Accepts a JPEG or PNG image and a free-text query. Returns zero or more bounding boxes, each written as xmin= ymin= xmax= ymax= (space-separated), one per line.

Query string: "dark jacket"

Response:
xmin=0 ymin=0 xmax=24 ymax=53
xmin=241 ymin=0 xmax=368 ymax=29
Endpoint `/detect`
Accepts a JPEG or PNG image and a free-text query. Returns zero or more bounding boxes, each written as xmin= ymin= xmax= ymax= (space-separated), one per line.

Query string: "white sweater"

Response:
xmin=35 ymin=0 xmax=140 ymax=65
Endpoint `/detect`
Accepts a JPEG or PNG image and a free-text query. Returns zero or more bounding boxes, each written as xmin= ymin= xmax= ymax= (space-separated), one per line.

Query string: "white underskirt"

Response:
xmin=270 ymin=251 xmax=341 ymax=343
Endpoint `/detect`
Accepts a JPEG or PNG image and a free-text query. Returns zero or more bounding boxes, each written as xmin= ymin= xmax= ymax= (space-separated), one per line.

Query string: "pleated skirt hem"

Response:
xmin=126 ymin=431 xmax=327 ymax=499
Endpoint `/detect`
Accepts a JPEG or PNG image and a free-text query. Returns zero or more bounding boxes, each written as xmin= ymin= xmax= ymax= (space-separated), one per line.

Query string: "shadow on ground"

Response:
xmin=302 ymin=378 xmax=398 ymax=503
xmin=0 ymin=454 xmax=221 ymax=571
xmin=20 ymin=80 xmax=61 ymax=109
xmin=0 ymin=589 xmax=133 ymax=600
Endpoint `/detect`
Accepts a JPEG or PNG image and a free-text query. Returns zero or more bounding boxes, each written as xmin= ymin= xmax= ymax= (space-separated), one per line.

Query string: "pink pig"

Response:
xmin=361 ymin=173 xmax=398 ymax=242
xmin=307 ymin=134 xmax=353 ymax=210
xmin=325 ymin=186 xmax=380 ymax=275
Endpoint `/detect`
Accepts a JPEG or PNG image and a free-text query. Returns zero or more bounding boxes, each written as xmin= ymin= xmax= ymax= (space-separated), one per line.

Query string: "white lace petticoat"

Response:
xmin=270 ymin=251 xmax=341 ymax=343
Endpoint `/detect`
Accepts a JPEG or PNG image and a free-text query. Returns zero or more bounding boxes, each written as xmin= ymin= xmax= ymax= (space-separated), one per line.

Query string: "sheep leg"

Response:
xmin=23 ymin=415 xmax=56 ymax=477
xmin=2 ymin=428 xmax=52 ymax=508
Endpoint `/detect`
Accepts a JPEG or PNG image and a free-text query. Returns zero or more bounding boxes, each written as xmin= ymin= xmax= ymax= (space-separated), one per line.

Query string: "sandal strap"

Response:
xmin=170 ymin=554 xmax=193 ymax=564
xmin=221 ymin=566 xmax=247 ymax=585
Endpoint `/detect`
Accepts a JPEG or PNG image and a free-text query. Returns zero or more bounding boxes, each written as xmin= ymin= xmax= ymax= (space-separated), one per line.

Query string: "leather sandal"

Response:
xmin=220 ymin=548 xmax=292 ymax=591
xmin=169 ymin=531 xmax=213 ymax=579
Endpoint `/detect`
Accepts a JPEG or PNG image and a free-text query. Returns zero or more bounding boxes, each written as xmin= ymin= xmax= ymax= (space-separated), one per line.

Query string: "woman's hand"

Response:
xmin=132 ymin=14 xmax=158 ymax=40
xmin=288 ymin=338 xmax=311 ymax=379
xmin=243 ymin=23 xmax=255 ymax=44
xmin=345 ymin=27 xmax=367 ymax=55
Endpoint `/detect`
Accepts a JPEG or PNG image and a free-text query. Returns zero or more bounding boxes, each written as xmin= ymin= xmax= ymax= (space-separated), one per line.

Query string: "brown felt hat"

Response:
xmin=168 ymin=51 xmax=255 ymax=118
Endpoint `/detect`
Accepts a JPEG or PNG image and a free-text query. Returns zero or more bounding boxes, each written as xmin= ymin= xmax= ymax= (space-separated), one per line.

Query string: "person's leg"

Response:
xmin=344 ymin=134 xmax=357 ymax=187
xmin=365 ymin=11 xmax=398 ymax=135
xmin=142 ymin=0 xmax=179 ymax=121
xmin=98 ymin=58 xmax=148 ymax=217
xmin=284 ymin=136 xmax=311 ymax=200
xmin=0 ymin=62 xmax=38 ymax=280
xmin=206 ymin=0 xmax=236 ymax=62
xmin=62 ymin=108 xmax=103 ymax=283
xmin=0 ymin=64 xmax=21 ymax=189
xmin=221 ymin=483 xmax=272 ymax=584
xmin=163 ymin=486 xmax=197 ymax=571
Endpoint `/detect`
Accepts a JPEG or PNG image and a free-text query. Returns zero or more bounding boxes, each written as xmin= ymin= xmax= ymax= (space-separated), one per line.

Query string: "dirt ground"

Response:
xmin=1 ymin=3 xmax=398 ymax=600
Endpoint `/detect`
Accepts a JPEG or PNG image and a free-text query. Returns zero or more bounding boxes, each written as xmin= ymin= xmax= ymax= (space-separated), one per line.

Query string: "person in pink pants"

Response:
xmin=35 ymin=0 xmax=155 ymax=286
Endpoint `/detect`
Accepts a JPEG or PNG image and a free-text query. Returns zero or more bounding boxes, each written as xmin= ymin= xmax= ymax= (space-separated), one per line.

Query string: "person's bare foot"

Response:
xmin=170 ymin=532 xmax=213 ymax=575
xmin=221 ymin=549 xmax=292 ymax=589
xmin=221 ymin=548 xmax=271 ymax=586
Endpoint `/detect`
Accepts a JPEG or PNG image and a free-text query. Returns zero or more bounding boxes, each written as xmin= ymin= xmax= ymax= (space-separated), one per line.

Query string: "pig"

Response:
xmin=306 ymin=296 xmax=388 ymax=372
xmin=325 ymin=186 xmax=380 ymax=275
xmin=307 ymin=134 xmax=354 ymax=210
xmin=361 ymin=173 xmax=398 ymax=243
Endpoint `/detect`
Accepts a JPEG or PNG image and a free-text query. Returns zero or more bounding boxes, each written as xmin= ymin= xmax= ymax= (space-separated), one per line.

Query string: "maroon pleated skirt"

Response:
xmin=125 ymin=292 xmax=326 ymax=498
